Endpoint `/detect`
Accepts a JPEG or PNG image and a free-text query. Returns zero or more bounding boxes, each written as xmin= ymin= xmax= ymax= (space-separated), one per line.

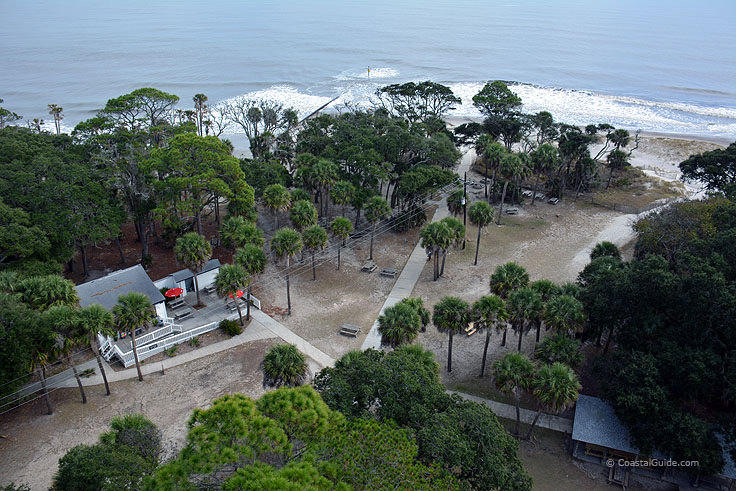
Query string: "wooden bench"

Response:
xmin=361 ymin=261 xmax=377 ymax=273
xmin=505 ymin=207 xmax=519 ymax=215
xmin=380 ymin=267 xmax=397 ymax=278
xmin=339 ymin=324 xmax=361 ymax=337
xmin=465 ymin=321 xmax=477 ymax=336
xmin=204 ymin=284 xmax=217 ymax=295
xmin=174 ymin=309 xmax=193 ymax=320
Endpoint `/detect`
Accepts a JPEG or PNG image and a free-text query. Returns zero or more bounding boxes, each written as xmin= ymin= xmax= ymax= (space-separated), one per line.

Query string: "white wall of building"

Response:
xmin=154 ymin=302 xmax=167 ymax=320
xmin=196 ymin=268 xmax=219 ymax=289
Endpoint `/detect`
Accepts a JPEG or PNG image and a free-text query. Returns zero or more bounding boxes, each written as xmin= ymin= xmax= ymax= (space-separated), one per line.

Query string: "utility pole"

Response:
xmin=462 ymin=172 xmax=467 ymax=249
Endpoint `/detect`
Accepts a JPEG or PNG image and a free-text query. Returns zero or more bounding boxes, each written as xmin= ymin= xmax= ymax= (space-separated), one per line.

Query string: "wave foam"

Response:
xmin=334 ymin=67 xmax=399 ymax=81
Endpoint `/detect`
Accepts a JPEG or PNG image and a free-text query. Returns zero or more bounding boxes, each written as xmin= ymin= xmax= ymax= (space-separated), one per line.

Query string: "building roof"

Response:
xmin=574 ymin=395 xmax=736 ymax=479
xmin=572 ymin=394 xmax=642 ymax=455
xmin=76 ymin=265 xmax=165 ymax=310
xmin=171 ymin=259 xmax=221 ymax=283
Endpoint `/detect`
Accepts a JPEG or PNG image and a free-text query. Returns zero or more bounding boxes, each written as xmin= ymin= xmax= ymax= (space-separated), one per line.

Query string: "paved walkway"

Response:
xmin=54 ymin=310 xmax=335 ymax=388
xmin=448 ymin=390 xmax=573 ymax=433
xmin=362 ymin=148 xmax=474 ymax=350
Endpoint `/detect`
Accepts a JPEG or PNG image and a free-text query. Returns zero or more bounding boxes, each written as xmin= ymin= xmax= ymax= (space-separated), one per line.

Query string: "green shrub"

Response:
xmin=220 ymin=319 xmax=242 ymax=336
xmin=165 ymin=346 xmax=177 ymax=357
xmin=189 ymin=336 xmax=200 ymax=347
xmin=263 ymin=344 xmax=307 ymax=387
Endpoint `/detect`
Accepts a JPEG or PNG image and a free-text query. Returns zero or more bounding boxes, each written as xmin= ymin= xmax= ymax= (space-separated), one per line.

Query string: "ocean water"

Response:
xmin=1 ymin=0 xmax=735 ymax=140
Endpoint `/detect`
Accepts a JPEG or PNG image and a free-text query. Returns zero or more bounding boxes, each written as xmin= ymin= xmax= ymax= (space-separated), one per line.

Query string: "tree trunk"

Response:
xmin=214 ymin=195 xmax=220 ymax=224
xmin=193 ymin=272 xmax=202 ymax=307
xmin=69 ymin=357 xmax=87 ymax=404
xmin=92 ymin=340 xmax=111 ymax=396
xmin=501 ymin=326 xmax=507 ymax=346
xmin=606 ymin=170 xmax=614 ymax=189
xmin=246 ymin=286 xmax=251 ymax=321
xmin=38 ymin=365 xmax=53 ymax=415
xmin=80 ymin=244 xmax=89 ymax=279
xmin=195 ymin=210 xmax=202 ymax=235
xmin=286 ymin=256 xmax=292 ymax=315
xmin=497 ymin=181 xmax=509 ymax=225
xmin=236 ymin=301 xmax=244 ymax=326
xmin=447 ymin=331 xmax=453 ymax=372
xmin=595 ymin=329 xmax=603 ymax=347
xmin=115 ymin=237 xmax=125 ymax=264
xmin=440 ymin=252 xmax=447 ymax=277
xmin=337 ymin=247 xmax=341 ymax=270
xmin=517 ymin=321 xmax=524 ymax=352
xmin=311 ymin=252 xmax=316 ymax=280
xmin=514 ymin=392 xmax=521 ymax=436
xmin=603 ymin=324 xmax=615 ymax=354
xmin=485 ymin=161 xmax=489 ymax=198
xmin=433 ymin=251 xmax=439 ymax=281
xmin=490 ymin=167 xmax=498 ymax=203
xmin=525 ymin=410 xmax=543 ymax=440
xmin=131 ymin=328 xmax=143 ymax=382
xmin=574 ymin=176 xmax=584 ymax=202
xmin=474 ymin=225 xmax=482 ymax=265
xmin=536 ymin=321 xmax=541 ymax=344
xmin=369 ymin=223 xmax=376 ymax=260
xmin=354 ymin=208 xmax=361 ymax=229
xmin=531 ymin=173 xmax=540 ymax=205
xmin=480 ymin=329 xmax=491 ymax=377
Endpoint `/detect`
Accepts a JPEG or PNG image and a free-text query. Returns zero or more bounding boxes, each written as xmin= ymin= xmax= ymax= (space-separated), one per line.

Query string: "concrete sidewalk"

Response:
xmin=362 ymin=148 xmax=473 ymax=350
xmin=53 ymin=310 xmax=334 ymax=388
xmin=447 ymin=390 xmax=573 ymax=433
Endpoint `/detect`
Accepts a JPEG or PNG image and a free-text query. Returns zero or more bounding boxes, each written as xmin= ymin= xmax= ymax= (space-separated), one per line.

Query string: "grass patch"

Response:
xmin=593 ymin=166 xmax=683 ymax=209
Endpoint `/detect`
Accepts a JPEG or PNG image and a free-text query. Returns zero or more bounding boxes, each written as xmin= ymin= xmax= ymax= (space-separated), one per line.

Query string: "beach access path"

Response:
xmin=362 ymin=147 xmax=474 ymax=350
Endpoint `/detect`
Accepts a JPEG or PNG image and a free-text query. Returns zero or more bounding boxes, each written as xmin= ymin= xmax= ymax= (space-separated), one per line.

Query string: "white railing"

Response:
xmin=117 ymin=321 xmax=221 ymax=367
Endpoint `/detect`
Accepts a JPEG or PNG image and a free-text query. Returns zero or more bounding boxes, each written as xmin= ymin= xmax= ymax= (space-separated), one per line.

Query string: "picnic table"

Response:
xmin=361 ymin=261 xmax=377 ymax=273
xmin=168 ymin=298 xmax=186 ymax=310
xmin=203 ymin=284 xmax=217 ymax=295
xmin=380 ymin=267 xmax=397 ymax=278
xmin=505 ymin=207 xmax=519 ymax=215
xmin=465 ymin=321 xmax=477 ymax=336
xmin=174 ymin=308 xmax=193 ymax=320
xmin=339 ymin=324 xmax=361 ymax=337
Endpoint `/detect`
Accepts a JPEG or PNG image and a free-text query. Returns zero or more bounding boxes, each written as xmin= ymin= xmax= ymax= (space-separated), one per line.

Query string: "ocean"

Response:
xmin=1 ymin=0 xmax=735 ymax=140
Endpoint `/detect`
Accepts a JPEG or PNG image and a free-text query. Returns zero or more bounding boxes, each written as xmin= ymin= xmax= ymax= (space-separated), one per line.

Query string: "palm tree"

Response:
xmin=331 ymin=180 xmax=355 ymax=217
xmin=329 ymin=217 xmax=353 ymax=270
xmin=606 ymin=149 xmax=629 ymax=189
xmin=497 ymin=154 xmax=523 ymax=224
xmin=263 ymin=184 xmax=291 ymax=229
xmin=45 ymin=306 xmax=87 ymax=403
xmin=507 ymin=287 xmax=544 ymax=352
xmin=526 ymin=362 xmax=580 ymax=439
xmin=543 ymin=295 xmax=585 ymax=337
xmin=447 ymin=188 xmax=464 ymax=216
xmin=378 ymin=302 xmax=422 ymax=348
xmin=193 ymin=93 xmax=208 ymax=136
xmin=174 ymin=232 xmax=212 ymax=307
xmin=399 ymin=297 xmax=431 ymax=332
xmin=490 ymin=262 xmax=530 ymax=298
xmin=530 ymin=144 xmax=558 ymax=205
xmin=490 ymin=262 xmax=530 ymax=346
xmin=438 ymin=217 xmax=464 ymax=277
xmin=302 ymin=225 xmax=328 ymax=280
xmin=78 ymin=304 xmax=115 ymax=396
xmin=530 ymin=280 xmax=560 ymax=342
xmin=365 ymin=196 xmax=391 ymax=261
xmin=312 ymin=158 xmax=339 ymax=217
xmin=47 ymin=104 xmax=63 ymax=134
xmin=477 ymin=139 xmax=505 ymax=201
xmin=533 ymin=333 xmax=583 ymax=367
xmin=263 ymin=344 xmax=307 ymax=387
xmin=271 ymin=228 xmax=303 ymax=315
xmin=472 ymin=295 xmax=509 ymax=377
xmin=215 ymin=264 xmax=249 ymax=326
xmin=493 ymin=352 xmax=535 ymax=436
xmin=234 ymin=244 xmax=267 ymax=321
xmin=17 ymin=274 xmax=79 ymax=311
xmin=420 ymin=221 xmax=452 ymax=281
xmin=432 ymin=296 xmax=470 ymax=372
xmin=113 ymin=292 xmax=155 ymax=382
xmin=468 ymin=201 xmax=494 ymax=266
xmin=220 ymin=216 xmax=263 ymax=250
xmin=290 ymin=200 xmax=318 ymax=231
xmin=590 ymin=241 xmax=622 ymax=262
